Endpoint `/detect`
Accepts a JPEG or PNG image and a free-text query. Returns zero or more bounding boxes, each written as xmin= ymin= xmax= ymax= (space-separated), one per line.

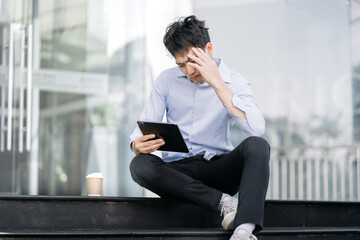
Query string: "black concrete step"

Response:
xmin=0 ymin=196 xmax=359 ymax=239
xmin=2 ymin=229 xmax=360 ymax=240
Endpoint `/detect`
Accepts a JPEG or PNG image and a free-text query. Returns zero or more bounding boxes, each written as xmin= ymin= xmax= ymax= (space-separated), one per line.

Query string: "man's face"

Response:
xmin=174 ymin=47 xmax=209 ymax=84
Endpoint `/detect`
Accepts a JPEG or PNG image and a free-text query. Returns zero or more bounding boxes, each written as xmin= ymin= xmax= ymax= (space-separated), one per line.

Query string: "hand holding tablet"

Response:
xmin=137 ymin=121 xmax=189 ymax=153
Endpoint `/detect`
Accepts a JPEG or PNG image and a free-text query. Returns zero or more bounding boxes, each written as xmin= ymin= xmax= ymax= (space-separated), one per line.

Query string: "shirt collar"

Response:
xmin=176 ymin=57 xmax=232 ymax=84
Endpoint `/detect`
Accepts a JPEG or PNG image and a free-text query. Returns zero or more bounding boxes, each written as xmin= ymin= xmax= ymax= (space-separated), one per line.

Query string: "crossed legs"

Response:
xmin=130 ymin=136 xmax=270 ymax=233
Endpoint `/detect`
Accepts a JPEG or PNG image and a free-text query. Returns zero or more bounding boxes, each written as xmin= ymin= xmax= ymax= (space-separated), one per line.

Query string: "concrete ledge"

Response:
xmin=0 ymin=196 xmax=359 ymax=239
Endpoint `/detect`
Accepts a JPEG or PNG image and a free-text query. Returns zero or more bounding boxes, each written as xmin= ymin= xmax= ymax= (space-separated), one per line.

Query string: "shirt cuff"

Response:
xmin=231 ymin=94 xmax=247 ymax=111
xmin=225 ymin=94 xmax=247 ymax=120
xmin=129 ymin=126 xmax=143 ymax=152
xmin=227 ymin=95 xmax=253 ymax=132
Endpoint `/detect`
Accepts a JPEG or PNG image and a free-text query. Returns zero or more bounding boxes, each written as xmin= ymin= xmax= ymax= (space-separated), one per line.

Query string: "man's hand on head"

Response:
xmin=133 ymin=134 xmax=165 ymax=155
xmin=187 ymin=48 xmax=246 ymax=119
xmin=187 ymin=47 xmax=223 ymax=88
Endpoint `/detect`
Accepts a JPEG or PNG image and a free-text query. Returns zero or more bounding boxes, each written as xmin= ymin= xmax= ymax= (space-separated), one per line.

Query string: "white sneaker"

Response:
xmin=219 ymin=195 xmax=238 ymax=230
xmin=230 ymin=229 xmax=258 ymax=240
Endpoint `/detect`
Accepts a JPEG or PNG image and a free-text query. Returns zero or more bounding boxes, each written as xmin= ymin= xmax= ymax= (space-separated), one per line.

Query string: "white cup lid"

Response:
xmin=86 ymin=172 xmax=104 ymax=179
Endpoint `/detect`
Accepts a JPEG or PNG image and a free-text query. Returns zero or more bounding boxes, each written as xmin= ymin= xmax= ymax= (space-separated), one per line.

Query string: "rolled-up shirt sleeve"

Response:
xmin=227 ymin=77 xmax=265 ymax=136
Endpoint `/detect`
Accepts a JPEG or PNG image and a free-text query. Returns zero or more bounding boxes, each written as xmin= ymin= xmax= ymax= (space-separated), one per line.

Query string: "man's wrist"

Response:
xmin=132 ymin=142 xmax=141 ymax=155
xmin=211 ymin=78 xmax=226 ymax=91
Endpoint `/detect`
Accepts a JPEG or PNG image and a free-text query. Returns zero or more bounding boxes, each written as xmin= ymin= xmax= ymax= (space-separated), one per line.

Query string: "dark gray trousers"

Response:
xmin=130 ymin=136 xmax=270 ymax=233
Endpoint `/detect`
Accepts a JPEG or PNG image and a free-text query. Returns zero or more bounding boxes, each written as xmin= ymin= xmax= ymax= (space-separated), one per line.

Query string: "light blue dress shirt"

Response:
xmin=130 ymin=58 xmax=265 ymax=162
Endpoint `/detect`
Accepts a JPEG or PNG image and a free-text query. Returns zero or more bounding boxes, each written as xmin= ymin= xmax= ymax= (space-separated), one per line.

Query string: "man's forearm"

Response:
xmin=211 ymin=80 xmax=246 ymax=119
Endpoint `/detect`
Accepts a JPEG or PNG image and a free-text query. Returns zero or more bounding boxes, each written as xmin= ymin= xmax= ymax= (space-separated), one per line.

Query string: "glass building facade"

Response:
xmin=0 ymin=0 xmax=359 ymax=201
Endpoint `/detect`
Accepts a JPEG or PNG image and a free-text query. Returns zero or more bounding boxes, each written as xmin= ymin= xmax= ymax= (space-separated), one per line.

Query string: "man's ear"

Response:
xmin=205 ymin=42 xmax=213 ymax=56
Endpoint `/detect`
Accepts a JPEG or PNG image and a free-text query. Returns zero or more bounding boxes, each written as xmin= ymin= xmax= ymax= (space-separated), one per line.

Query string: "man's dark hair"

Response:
xmin=163 ymin=15 xmax=210 ymax=56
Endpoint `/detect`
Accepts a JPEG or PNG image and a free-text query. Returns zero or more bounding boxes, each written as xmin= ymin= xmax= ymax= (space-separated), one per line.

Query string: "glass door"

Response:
xmin=0 ymin=16 xmax=33 ymax=194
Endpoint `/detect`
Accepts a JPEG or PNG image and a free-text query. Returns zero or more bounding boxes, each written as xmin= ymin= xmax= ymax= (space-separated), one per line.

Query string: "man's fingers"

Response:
xmin=133 ymin=134 xmax=166 ymax=155
xmin=140 ymin=138 xmax=164 ymax=147
xmin=140 ymin=141 xmax=165 ymax=153
xmin=188 ymin=52 xmax=204 ymax=66
xmin=192 ymin=47 xmax=211 ymax=61
xmin=187 ymin=62 xmax=201 ymax=71
xmin=137 ymin=138 xmax=164 ymax=149
xmin=141 ymin=134 xmax=156 ymax=141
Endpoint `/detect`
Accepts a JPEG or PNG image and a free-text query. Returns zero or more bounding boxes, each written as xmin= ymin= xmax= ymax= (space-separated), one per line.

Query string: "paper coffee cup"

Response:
xmin=86 ymin=173 xmax=104 ymax=196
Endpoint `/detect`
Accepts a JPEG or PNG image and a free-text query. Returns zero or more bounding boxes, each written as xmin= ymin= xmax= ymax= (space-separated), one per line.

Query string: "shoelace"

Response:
xmin=220 ymin=197 xmax=238 ymax=216
xmin=231 ymin=235 xmax=247 ymax=240
xmin=231 ymin=235 xmax=256 ymax=240
xmin=231 ymin=231 xmax=258 ymax=240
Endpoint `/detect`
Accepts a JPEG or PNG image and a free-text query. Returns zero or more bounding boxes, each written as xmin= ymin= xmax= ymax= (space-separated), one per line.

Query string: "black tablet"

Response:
xmin=137 ymin=121 xmax=189 ymax=153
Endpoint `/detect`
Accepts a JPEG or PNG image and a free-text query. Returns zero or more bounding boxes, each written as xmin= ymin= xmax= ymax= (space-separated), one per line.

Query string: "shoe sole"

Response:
xmin=222 ymin=212 xmax=236 ymax=230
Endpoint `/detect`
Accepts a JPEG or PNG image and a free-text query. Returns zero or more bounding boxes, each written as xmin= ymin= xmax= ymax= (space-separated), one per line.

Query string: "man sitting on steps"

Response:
xmin=129 ymin=15 xmax=270 ymax=240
